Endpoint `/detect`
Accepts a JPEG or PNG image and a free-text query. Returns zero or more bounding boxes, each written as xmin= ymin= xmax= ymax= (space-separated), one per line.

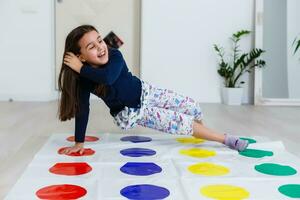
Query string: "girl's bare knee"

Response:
xmin=192 ymin=120 xmax=204 ymax=136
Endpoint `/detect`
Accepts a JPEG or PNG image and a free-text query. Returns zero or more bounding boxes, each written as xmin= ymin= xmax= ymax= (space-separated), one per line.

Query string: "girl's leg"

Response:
xmin=193 ymin=121 xmax=248 ymax=151
xmin=146 ymin=84 xmax=202 ymax=121
xmin=192 ymin=121 xmax=225 ymax=143
xmin=137 ymin=106 xmax=248 ymax=151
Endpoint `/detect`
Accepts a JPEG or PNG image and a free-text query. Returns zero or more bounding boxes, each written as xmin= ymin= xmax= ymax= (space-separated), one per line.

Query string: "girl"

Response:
xmin=58 ymin=25 xmax=248 ymax=155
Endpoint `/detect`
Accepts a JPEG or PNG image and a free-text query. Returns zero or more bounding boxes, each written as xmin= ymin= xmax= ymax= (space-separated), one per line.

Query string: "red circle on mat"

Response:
xmin=58 ymin=147 xmax=95 ymax=156
xmin=49 ymin=162 xmax=92 ymax=176
xmin=67 ymin=136 xmax=99 ymax=142
xmin=36 ymin=184 xmax=87 ymax=199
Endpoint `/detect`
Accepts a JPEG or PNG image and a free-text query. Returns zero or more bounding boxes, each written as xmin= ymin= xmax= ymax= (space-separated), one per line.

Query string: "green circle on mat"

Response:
xmin=240 ymin=137 xmax=256 ymax=144
xmin=239 ymin=149 xmax=273 ymax=158
xmin=255 ymin=163 xmax=297 ymax=176
xmin=278 ymin=184 xmax=300 ymax=198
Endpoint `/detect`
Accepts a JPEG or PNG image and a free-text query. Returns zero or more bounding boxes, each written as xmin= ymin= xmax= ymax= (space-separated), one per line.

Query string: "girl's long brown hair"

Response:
xmin=58 ymin=25 xmax=106 ymax=121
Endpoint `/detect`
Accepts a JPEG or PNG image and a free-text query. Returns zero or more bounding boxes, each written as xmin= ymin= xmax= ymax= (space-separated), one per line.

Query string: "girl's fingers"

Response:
xmin=63 ymin=58 xmax=72 ymax=65
xmin=64 ymin=55 xmax=72 ymax=60
xmin=60 ymin=146 xmax=83 ymax=155
xmin=63 ymin=59 xmax=69 ymax=63
xmin=63 ymin=56 xmax=70 ymax=61
xmin=72 ymin=147 xmax=81 ymax=153
xmin=64 ymin=55 xmax=74 ymax=61
xmin=63 ymin=148 xmax=75 ymax=155
xmin=64 ymin=56 xmax=70 ymax=61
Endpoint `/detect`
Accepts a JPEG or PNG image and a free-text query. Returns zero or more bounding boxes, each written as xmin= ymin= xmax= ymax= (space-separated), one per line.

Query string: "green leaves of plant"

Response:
xmin=213 ymin=30 xmax=266 ymax=88
xmin=232 ymin=30 xmax=251 ymax=41
xmin=244 ymin=48 xmax=265 ymax=68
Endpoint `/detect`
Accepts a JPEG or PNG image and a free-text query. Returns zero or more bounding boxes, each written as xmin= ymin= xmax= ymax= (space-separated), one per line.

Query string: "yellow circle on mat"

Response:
xmin=176 ymin=137 xmax=205 ymax=144
xmin=188 ymin=162 xmax=229 ymax=176
xmin=180 ymin=148 xmax=216 ymax=158
xmin=200 ymin=184 xmax=250 ymax=200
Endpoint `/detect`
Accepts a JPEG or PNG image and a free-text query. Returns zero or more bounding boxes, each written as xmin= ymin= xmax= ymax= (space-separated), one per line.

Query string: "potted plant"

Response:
xmin=214 ymin=30 xmax=266 ymax=105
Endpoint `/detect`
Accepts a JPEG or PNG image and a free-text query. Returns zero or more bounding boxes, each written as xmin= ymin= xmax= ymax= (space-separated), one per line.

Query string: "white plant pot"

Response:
xmin=221 ymin=87 xmax=244 ymax=105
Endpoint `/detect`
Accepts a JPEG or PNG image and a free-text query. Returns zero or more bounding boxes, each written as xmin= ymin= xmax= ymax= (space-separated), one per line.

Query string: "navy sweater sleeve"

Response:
xmin=75 ymin=80 xmax=91 ymax=143
xmin=79 ymin=49 xmax=124 ymax=85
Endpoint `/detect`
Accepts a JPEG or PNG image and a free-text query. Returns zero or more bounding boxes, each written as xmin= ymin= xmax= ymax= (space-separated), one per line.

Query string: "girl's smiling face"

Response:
xmin=78 ymin=30 xmax=109 ymax=67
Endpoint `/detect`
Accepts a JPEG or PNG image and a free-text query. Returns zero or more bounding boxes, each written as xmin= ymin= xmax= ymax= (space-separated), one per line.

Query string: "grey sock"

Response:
xmin=224 ymin=134 xmax=248 ymax=151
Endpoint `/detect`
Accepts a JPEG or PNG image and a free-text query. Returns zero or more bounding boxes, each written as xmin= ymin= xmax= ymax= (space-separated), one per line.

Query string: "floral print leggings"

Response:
xmin=113 ymin=81 xmax=203 ymax=135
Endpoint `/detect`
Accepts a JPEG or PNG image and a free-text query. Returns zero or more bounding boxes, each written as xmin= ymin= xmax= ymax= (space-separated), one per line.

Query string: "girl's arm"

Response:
xmin=74 ymin=79 xmax=91 ymax=143
xmin=64 ymin=49 xmax=125 ymax=85
xmin=80 ymin=49 xmax=124 ymax=85
xmin=59 ymin=79 xmax=90 ymax=155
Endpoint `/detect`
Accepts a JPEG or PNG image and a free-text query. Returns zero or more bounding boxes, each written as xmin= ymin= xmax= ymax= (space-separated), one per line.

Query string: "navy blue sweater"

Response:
xmin=75 ymin=48 xmax=142 ymax=142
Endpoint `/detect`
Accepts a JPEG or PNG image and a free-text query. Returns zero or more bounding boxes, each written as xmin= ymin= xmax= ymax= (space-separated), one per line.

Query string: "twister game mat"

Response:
xmin=5 ymin=133 xmax=300 ymax=199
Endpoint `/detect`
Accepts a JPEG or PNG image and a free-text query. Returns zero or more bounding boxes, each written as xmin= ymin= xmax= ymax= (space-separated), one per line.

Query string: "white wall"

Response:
xmin=0 ymin=0 xmax=257 ymax=103
xmin=0 ymin=0 xmax=57 ymax=101
xmin=141 ymin=0 xmax=255 ymax=103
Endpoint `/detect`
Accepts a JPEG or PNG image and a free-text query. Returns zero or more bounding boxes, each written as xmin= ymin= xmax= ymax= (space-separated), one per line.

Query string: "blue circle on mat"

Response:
xmin=120 ymin=148 xmax=156 ymax=157
xmin=120 ymin=136 xmax=152 ymax=143
xmin=120 ymin=162 xmax=162 ymax=176
xmin=120 ymin=184 xmax=170 ymax=199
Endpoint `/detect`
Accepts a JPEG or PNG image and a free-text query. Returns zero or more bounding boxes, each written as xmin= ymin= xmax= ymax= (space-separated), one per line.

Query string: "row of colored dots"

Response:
xmin=119 ymin=136 xmax=171 ymax=199
xmin=35 ymin=183 xmax=300 ymax=199
xmin=36 ymin=135 xmax=100 ymax=199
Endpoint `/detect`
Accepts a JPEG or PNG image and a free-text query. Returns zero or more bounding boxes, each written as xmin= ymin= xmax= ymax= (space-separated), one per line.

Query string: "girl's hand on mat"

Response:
xmin=61 ymin=142 xmax=85 ymax=155
xmin=63 ymin=52 xmax=83 ymax=73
